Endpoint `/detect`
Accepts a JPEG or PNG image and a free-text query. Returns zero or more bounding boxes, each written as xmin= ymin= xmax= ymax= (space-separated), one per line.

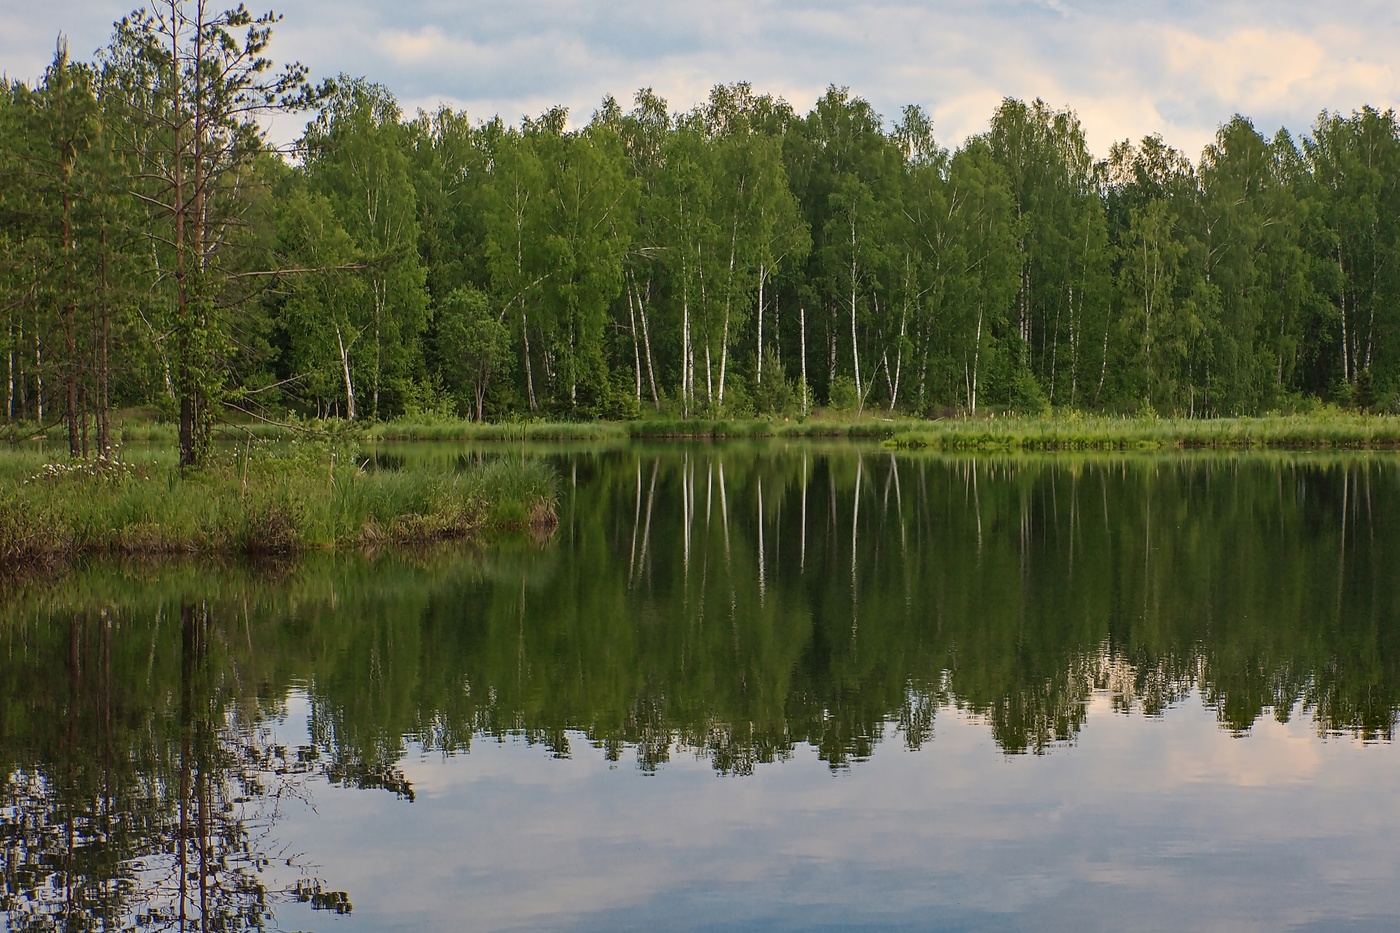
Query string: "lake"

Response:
xmin=4 ymin=443 xmax=1400 ymax=931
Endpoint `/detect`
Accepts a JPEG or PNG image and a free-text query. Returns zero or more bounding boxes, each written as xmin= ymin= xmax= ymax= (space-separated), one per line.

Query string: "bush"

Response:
xmin=1009 ymin=369 xmax=1050 ymax=415
xmin=752 ymin=352 xmax=798 ymax=417
xmin=1354 ymin=368 xmax=1378 ymax=412
xmin=827 ymin=375 xmax=860 ymax=413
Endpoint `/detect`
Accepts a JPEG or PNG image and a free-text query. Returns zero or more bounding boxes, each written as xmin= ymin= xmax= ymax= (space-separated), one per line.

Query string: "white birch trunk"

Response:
xmin=800 ymin=305 xmax=808 ymax=415
xmin=335 ymin=323 xmax=357 ymax=421
xmin=755 ymin=264 xmax=766 ymax=386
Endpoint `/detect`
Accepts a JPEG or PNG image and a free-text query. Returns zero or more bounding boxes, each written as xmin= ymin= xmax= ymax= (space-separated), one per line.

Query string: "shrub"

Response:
xmin=827 ymin=375 xmax=860 ymax=413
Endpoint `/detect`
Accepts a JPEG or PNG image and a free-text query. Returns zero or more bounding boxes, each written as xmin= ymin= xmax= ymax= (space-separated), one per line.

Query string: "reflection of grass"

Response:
xmin=0 ymin=441 xmax=558 ymax=571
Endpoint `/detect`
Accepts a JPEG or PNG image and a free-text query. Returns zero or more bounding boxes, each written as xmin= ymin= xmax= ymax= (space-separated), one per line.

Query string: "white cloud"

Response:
xmin=2 ymin=0 xmax=1397 ymax=161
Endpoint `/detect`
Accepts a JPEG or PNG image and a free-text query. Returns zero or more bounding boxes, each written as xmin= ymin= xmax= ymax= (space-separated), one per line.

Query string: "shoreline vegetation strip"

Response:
xmin=252 ymin=411 xmax=1400 ymax=447
xmin=35 ymin=409 xmax=1400 ymax=447
xmin=0 ymin=447 xmax=560 ymax=571
xmin=7 ymin=409 xmax=1400 ymax=572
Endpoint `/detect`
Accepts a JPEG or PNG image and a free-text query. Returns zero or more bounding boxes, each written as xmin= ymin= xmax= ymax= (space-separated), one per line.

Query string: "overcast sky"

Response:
xmin=3 ymin=0 xmax=1397 ymax=160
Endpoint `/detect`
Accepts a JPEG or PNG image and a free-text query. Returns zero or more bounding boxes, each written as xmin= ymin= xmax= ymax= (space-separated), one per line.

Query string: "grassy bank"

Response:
xmin=340 ymin=410 xmax=1400 ymax=448
xmin=884 ymin=411 xmax=1400 ymax=451
xmin=0 ymin=440 xmax=558 ymax=571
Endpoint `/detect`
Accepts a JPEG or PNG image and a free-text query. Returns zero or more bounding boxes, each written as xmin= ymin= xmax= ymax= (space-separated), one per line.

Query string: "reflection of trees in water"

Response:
xmin=1 ymin=603 xmax=350 ymax=931
xmin=477 ymin=451 xmax=1400 ymax=761
xmin=273 ymin=449 xmax=1400 ymax=771
xmin=4 ymin=451 xmax=1400 ymax=922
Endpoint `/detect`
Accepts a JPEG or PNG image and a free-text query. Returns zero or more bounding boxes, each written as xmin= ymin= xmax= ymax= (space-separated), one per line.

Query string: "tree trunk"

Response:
xmin=35 ymin=310 xmax=44 ymax=424
xmin=718 ymin=315 xmax=729 ymax=409
xmin=522 ymin=307 xmax=537 ymax=411
xmin=800 ymin=305 xmax=808 ymax=415
xmin=969 ymin=300 xmax=984 ymax=412
xmin=97 ymin=230 xmax=111 ymax=455
xmin=372 ymin=279 xmax=383 ymax=419
xmin=627 ymin=276 xmax=643 ymax=404
xmin=635 ymin=277 xmax=659 ymax=409
xmin=850 ymin=220 xmax=862 ymax=406
xmin=6 ymin=335 xmax=12 ymax=424
xmin=335 ymin=323 xmax=357 ymax=420
xmin=755 ymin=264 xmax=765 ymax=386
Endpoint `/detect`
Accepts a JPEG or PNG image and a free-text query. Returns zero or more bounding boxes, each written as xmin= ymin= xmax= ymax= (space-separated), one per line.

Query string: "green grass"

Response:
xmin=366 ymin=409 xmax=1400 ymax=448
xmin=0 ymin=440 xmax=559 ymax=571
xmin=884 ymin=411 xmax=1400 ymax=451
xmin=17 ymin=406 xmax=1400 ymax=469
xmin=365 ymin=412 xmax=918 ymax=441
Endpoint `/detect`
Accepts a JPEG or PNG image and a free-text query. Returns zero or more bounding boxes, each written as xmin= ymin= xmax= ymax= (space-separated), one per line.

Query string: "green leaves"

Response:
xmin=8 ymin=16 xmax=1400 ymax=430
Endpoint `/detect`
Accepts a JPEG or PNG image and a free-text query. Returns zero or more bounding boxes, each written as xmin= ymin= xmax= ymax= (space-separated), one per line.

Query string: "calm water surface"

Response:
xmin=4 ymin=443 xmax=1400 ymax=931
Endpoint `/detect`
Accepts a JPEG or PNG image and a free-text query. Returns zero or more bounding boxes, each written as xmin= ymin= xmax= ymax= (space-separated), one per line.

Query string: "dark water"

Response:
xmin=5 ymin=444 xmax=1400 ymax=931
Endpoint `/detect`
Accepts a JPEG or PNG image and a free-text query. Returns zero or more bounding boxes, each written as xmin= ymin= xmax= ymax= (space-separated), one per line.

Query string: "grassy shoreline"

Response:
xmin=20 ymin=408 xmax=1400 ymax=448
xmin=357 ymin=410 xmax=1400 ymax=448
xmin=0 ymin=442 xmax=559 ymax=572
xmin=883 ymin=412 xmax=1400 ymax=451
xmin=8 ymin=409 xmax=1400 ymax=571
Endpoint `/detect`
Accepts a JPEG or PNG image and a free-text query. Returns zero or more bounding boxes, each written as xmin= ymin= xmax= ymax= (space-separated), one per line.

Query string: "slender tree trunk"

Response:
xmin=98 ymin=229 xmax=111 ymax=455
xmin=969 ymin=300 xmax=984 ymax=413
xmin=627 ymin=276 xmax=643 ymax=404
xmin=800 ymin=305 xmax=808 ymax=415
xmin=63 ymin=185 xmax=81 ymax=458
xmin=682 ymin=290 xmax=692 ymax=416
xmin=755 ymin=264 xmax=765 ymax=386
xmin=6 ymin=321 xmax=13 ymax=424
xmin=372 ymin=280 xmax=383 ymax=419
xmin=1339 ymin=247 xmax=1351 ymax=383
xmin=17 ymin=318 xmax=27 ymax=421
xmin=335 ymin=323 xmax=357 ymax=420
xmin=522 ymin=307 xmax=537 ymax=411
xmin=34 ymin=310 xmax=44 ymax=424
xmin=889 ymin=301 xmax=906 ymax=413
xmin=635 ymin=278 xmax=659 ymax=409
xmin=705 ymin=342 xmax=713 ymax=409
xmin=718 ymin=216 xmax=739 ymax=408
xmin=850 ymin=220 xmax=862 ymax=405
xmin=828 ymin=304 xmax=837 ymax=387
xmin=718 ymin=316 xmax=729 ymax=409
xmin=172 ymin=0 xmax=193 ymax=468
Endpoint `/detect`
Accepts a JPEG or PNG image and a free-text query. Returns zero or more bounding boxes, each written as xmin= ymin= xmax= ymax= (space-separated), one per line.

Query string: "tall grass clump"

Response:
xmin=0 ymin=439 xmax=559 ymax=572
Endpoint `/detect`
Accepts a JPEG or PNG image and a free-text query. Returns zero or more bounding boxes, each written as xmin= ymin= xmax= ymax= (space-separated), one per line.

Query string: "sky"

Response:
xmin=2 ymin=0 xmax=1398 ymax=160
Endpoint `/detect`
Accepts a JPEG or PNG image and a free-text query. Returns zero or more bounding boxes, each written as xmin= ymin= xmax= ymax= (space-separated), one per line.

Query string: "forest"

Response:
xmin=5 ymin=2 xmax=1400 ymax=466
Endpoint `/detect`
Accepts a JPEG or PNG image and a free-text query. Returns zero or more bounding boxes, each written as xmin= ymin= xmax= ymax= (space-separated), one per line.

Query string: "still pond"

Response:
xmin=4 ymin=442 xmax=1400 ymax=931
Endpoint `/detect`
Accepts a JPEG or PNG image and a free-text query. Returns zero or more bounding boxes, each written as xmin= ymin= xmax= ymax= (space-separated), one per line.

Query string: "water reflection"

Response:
xmin=4 ymin=447 xmax=1400 ymax=928
xmin=0 ymin=601 xmax=351 ymax=930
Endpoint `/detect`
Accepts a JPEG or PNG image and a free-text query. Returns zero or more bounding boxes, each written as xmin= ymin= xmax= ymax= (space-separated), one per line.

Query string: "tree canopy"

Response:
xmin=7 ymin=6 xmax=1400 ymax=463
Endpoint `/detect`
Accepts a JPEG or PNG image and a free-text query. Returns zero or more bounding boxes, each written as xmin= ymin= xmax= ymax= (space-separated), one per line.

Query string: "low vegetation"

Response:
xmin=0 ymin=439 xmax=559 ymax=571
xmin=885 ymin=410 xmax=1400 ymax=451
xmin=210 ymin=408 xmax=1400 ymax=448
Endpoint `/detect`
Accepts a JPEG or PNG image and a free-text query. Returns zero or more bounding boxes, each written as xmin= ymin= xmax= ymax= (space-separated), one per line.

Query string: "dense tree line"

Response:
xmin=6 ymin=4 xmax=1400 ymax=464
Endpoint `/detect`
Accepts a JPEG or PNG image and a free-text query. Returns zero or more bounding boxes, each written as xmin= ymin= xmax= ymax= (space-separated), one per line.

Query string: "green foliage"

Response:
xmin=5 ymin=12 xmax=1400 ymax=443
xmin=1354 ymin=367 xmax=1378 ymax=411
xmin=0 ymin=443 xmax=559 ymax=567
xmin=1009 ymin=368 xmax=1051 ymax=415
xmin=434 ymin=286 xmax=510 ymax=420
xmin=827 ymin=375 xmax=860 ymax=412
xmin=752 ymin=351 xmax=799 ymax=416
